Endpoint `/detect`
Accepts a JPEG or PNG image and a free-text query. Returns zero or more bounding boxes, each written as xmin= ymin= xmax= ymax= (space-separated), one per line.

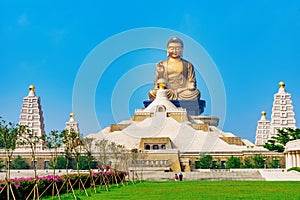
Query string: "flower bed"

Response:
xmin=0 ymin=171 xmax=128 ymax=199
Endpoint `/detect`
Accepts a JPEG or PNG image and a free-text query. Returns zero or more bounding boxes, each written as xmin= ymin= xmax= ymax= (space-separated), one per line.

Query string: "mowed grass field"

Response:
xmin=42 ymin=181 xmax=300 ymax=200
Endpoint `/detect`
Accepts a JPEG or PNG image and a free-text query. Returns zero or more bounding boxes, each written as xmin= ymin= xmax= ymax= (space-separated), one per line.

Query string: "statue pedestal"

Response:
xmin=143 ymin=100 xmax=206 ymax=116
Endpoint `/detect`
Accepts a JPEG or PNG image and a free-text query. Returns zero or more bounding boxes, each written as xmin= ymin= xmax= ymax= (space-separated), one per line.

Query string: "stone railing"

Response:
xmin=132 ymin=159 xmax=169 ymax=167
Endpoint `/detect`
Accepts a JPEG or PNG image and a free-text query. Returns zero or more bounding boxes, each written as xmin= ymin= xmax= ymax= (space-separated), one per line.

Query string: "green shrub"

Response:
xmin=10 ymin=156 xmax=30 ymax=169
xmin=287 ymin=167 xmax=300 ymax=172
xmin=268 ymin=158 xmax=280 ymax=168
xmin=253 ymin=154 xmax=266 ymax=168
xmin=49 ymin=156 xmax=68 ymax=169
xmin=243 ymin=157 xmax=253 ymax=168
xmin=50 ymin=156 xmax=98 ymax=170
xmin=198 ymin=154 xmax=213 ymax=169
xmin=77 ymin=156 xmax=98 ymax=170
xmin=226 ymin=156 xmax=241 ymax=169
xmin=212 ymin=159 xmax=221 ymax=169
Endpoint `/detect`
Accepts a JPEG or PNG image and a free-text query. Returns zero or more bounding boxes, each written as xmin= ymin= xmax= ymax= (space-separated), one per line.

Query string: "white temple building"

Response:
xmin=88 ymin=87 xmax=271 ymax=171
xmin=285 ymin=139 xmax=300 ymax=169
xmin=255 ymin=82 xmax=296 ymax=146
xmin=19 ymin=85 xmax=46 ymax=149
xmin=1 ymin=84 xmax=283 ymax=171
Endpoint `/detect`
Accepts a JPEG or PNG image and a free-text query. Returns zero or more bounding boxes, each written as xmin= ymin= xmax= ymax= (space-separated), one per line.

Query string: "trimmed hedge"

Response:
xmin=287 ymin=167 xmax=300 ymax=172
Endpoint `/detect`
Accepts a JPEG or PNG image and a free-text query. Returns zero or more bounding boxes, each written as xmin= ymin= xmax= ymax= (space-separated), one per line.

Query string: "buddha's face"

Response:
xmin=167 ymin=42 xmax=183 ymax=58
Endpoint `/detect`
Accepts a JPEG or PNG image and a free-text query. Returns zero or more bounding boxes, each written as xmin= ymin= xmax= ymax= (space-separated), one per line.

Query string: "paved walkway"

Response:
xmin=1 ymin=169 xmax=300 ymax=181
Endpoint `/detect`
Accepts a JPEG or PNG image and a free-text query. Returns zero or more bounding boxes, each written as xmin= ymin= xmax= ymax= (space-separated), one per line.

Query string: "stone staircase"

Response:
xmin=259 ymin=169 xmax=300 ymax=181
xmin=188 ymin=171 xmax=264 ymax=180
xmin=139 ymin=170 xmax=265 ymax=181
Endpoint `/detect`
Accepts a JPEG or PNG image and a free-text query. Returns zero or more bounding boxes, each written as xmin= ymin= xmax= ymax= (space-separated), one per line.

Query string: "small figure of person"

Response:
xmin=179 ymin=172 xmax=183 ymax=181
xmin=174 ymin=173 xmax=179 ymax=181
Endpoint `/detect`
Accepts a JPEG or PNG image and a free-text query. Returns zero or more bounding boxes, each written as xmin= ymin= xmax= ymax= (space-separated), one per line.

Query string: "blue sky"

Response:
xmin=1 ymin=1 xmax=300 ymax=142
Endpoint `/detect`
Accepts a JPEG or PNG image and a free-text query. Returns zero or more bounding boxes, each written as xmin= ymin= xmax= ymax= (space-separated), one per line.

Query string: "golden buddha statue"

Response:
xmin=148 ymin=37 xmax=201 ymax=100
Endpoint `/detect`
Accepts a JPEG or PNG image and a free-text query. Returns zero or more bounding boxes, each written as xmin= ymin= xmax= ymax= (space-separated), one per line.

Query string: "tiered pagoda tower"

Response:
xmin=255 ymin=82 xmax=296 ymax=146
xmin=270 ymin=82 xmax=296 ymax=137
xmin=19 ymin=85 xmax=46 ymax=149
xmin=65 ymin=113 xmax=79 ymax=133
xmin=255 ymin=111 xmax=272 ymax=146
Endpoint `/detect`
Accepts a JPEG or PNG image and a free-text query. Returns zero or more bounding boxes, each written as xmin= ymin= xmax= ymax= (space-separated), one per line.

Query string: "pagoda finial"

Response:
xmin=69 ymin=113 xmax=75 ymax=122
xmin=279 ymin=81 xmax=285 ymax=89
xmin=29 ymin=85 xmax=35 ymax=91
xmin=260 ymin=111 xmax=267 ymax=120
xmin=28 ymin=85 xmax=36 ymax=97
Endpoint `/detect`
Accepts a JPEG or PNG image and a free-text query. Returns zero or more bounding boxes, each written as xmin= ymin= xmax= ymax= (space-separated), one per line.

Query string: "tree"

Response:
xmin=62 ymin=128 xmax=88 ymax=197
xmin=82 ymin=137 xmax=100 ymax=193
xmin=42 ymin=130 xmax=66 ymax=199
xmin=263 ymin=139 xmax=285 ymax=152
xmin=45 ymin=130 xmax=64 ymax=170
xmin=268 ymin=157 xmax=280 ymax=168
xmin=118 ymin=145 xmax=130 ymax=172
xmin=253 ymin=154 xmax=266 ymax=168
xmin=49 ymin=156 xmax=67 ymax=169
xmin=226 ymin=156 xmax=241 ymax=169
xmin=264 ymin=128 xmax=300 ymax=152
xmin=0 ymin=159 xmax=4 ymax=172
xmin=18 ymin=124 xmax=45 ymax=200
xmin=0 ymin=117 xmax=20 ymax=200
xmin=95 ymin=139 xmax=109 ymax=167
xmin=243 ymin=157 xmax=253 ymax=168
xmin=109 ymin=142 xmax=124 ymax=170
xmin=198 ymin=154 xmax=213 ymax=169
xmin=212 ymin=159 xmax=221 ymax=169
xmin=77 ymin=156 xmax=98 ymax=170
xmin=81 ymin=138 xmax=97 ymax=170
xmin=10 ymin=156 xmax=30 ymax=169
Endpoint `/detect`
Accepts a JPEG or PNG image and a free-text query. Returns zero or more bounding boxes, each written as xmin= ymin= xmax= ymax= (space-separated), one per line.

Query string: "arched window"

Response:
xmin=153 ymin=145 xmax=159 ymax=150
xmin=161 ymin=144 xmax=166 ymax=149
xmin=145 ymin=144 xmax=150 ymax=150
xmin=156 ymin=105 xmax=166 ymax=112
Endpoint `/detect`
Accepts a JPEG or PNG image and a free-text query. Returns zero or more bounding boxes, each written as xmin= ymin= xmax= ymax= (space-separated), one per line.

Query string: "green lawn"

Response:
xmin=41 ymin=181 xmax=300 ymax=200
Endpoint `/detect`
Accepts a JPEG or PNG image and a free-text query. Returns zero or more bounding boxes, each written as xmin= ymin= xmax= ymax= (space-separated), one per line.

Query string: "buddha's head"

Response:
xmin=167 ymin=37 xmax=183 ymax=58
